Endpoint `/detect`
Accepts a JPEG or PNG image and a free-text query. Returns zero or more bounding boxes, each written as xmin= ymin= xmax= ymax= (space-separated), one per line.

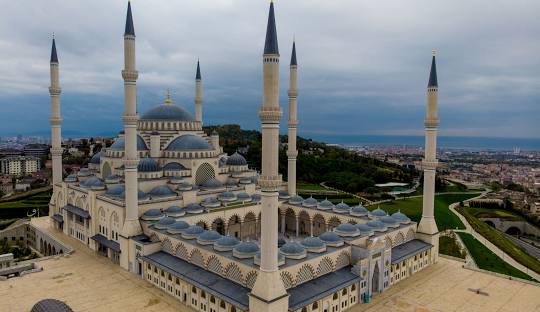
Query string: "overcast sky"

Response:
xmin=0 ymin=0 xmax=539 ymax=139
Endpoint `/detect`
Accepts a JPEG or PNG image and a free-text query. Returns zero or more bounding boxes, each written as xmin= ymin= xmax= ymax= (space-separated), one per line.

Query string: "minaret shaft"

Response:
xmin=287 ymin=62 xmax=298 ymax=195
xmin=49 ymin=39 xmax=62 ymax=187
xmin=195 ymin=81 xmax=203 ymax=123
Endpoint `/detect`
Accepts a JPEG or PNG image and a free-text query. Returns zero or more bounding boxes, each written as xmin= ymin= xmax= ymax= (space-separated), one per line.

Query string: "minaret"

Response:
xmin=249 ymin=2 xmax=288 ymax=312
xmin=417 ymin=50 xmax=440 ymax=262
xmin=287 ymin=41 xmax=298 ymax=195
xmin=49 ymin=37 xmax=63 ymax=187
xmin=120 ymin=2 xmax=142 ymax=241
xmin=195 ymin=60 xmax=203 ymax=123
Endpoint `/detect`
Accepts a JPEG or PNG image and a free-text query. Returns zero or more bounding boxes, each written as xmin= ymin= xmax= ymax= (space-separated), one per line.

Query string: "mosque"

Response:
xmin=47 ymin=2 xmax=441 ymax=312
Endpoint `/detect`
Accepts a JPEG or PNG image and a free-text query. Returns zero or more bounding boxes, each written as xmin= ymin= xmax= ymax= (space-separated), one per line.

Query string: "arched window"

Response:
xmin=192 ymin=286 xmax=197 ymax=293
xmin=312 ymin=302 xmax=319 ymax=309
xmin=333 ymin=293 xmax=338 ymax=300
xmin=220 ymin=300 xmax=226 ymax=308
xmin=342 ymin=288 xmax=347 ymax=295
xmin=351 ymin=284 xmax=356 ymax=291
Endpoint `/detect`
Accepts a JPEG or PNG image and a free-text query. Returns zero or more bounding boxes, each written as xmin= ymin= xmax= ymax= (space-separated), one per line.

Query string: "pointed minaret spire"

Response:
xmin=290 ymin=40 xmax=297 ymax=66
xmin=195 ymin=59 xmax=203 ymax=123
xmin=50 ymin=37 xmax=58 ymax=63
xmin=124 ymin=1 xmax=135 ymax=36
xmin=196 ymin=59 xmax=202 ymax=80
xmin=264 ymin=1 xmax=279 ymax=55
xmin=428 ymin=50 xmax=438 ymax=87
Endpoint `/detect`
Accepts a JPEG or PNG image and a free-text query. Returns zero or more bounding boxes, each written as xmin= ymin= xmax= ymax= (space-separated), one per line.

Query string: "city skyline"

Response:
xmin=0 ymin=0 xmax=539 ymax=139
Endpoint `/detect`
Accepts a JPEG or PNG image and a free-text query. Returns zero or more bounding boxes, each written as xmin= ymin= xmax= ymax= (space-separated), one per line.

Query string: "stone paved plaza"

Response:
xmin=1 ymin=218 xmax=539 ymax=312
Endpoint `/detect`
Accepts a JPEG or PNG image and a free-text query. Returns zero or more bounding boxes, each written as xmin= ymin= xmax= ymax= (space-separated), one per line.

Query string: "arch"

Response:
xmin=162 ymin=239 xmax=174 ymax=254
xmin=296 ymin=264 xmax=316 ymax=285
xmin=190 ymin=249 xmax=205 ymax=268
xmin=211 ymin=218 xmax=226 ymax=235
xmin=312 ymin=214 xmax=326 ymax=236
xmin=393 ymin=232 xmax=405 ymax=247
xmin=102 ymin=162 xmax=112 ymax=179
xmin=245 ymin=270 xmax=258 ymax=289
xmin=55 ymin=191 xmax=63 ymax=214
xmin=196 ymin=220 xmax=209 ymax=230
xmin=372 ymin=263 xmax=380 ymax=293
xmin=243 ymin=212 xmax=257 ymax=240
xmin=228 ymin=215 xmax=242 ymax=238
xmin=328 ymin=216 xmax=341 ymax=231
xmin=484 ymin=220 xmax=496 ymax=228
xmin=280 ymin=271 xmax=295 ymax=289
xmin=316 ymin=257 xmax=334 ymax=276
xmin=175 ymin=243 xmax=188 ymax=260
xmin=52 ymin=246 xmax=56 ymax=255
xmin=206 ymin=255 xmax=223 ymax=275
xmin=298 ymin=210 xmax=311 ymax=236
xmin=195 ymin=162 xmax=215 ymax=185
xmin=406 ymin=228 xmax=415 ymax=241
xmin=335 ymin=251 xmax=350 ymax=269
xmin=284 ymin=208 xmax=297 ymax=236
xmin=505 ymin=226 xmax=521 ymax=236
xmin=224 ymin=262 xmax=243 ymax=284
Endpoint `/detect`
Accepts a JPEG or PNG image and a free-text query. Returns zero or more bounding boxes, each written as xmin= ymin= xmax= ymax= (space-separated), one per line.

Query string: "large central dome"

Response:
xmin=141 ymin=103 xmax=194 ymax=121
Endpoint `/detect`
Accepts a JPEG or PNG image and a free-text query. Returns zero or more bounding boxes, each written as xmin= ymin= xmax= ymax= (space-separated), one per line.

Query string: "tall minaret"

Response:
xmin=120 ymin=2 xmax=142 ymax=241
xmin=49 ymin=37 xmax=63 ymax=187
xmin=417 ymin=50 xmax=440 ymax=262
xmin=287 ymin=41 xmax=298 ymax=195
xmin=249 ymin=2 xmax=288 ymax=312
xmin=195 ymin=60 xmax=203 ymax=123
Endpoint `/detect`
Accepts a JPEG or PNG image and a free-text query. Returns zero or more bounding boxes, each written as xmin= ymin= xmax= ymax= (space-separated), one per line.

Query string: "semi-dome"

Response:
xmin=164 ymin=206 xmax=186 ymax=218
xmin=279 ymin=242 xmax=307 ymax=259
xmin=202 ymin=178 xmax=223 ymax=189
xmin=301 ymin=237 xmax=326 ymax=253
xmin=177 ymin=182 xmax=193 ymax=191
xmin=370 ymin=207 xmax=387 ymax=218
xmin=335 ymin=223 xmax=360 ymax=237
xmin=233 ymin=241 xmax=260 ymax=259
xmin=89 ymin=151 xmax=105 ymax=164
xmin=31 ymin=299 xmax=73 ymax=312
xmin=185 ymin=203 xmax=204 ymax=214
xmin=237 ymin=192 xmax=252 ymax=202
xmin=334 ymin=202 xmax=350 ymax=214
xmin=141 ymin=208 xmax=163 ymax=221
xmin=318 ymin=199 xmax=334 ymax=210
xmin=165 ymin=134 xmax=212 ymax=151
xmin=148 ymin=185 xmax=176 ymax=198
xmin=166 ymin=221 xmax=190 ymax=234
xmin=319 ymin=231 xmax=344 ymax=247
xmin=218 ymin=191 xmax=237 ymax=202
xmin=288 ymin=195 xmax=303 ymax=205
xmin=350 ymin=205 xmax=369 ymax=217
xmin=163 ymin=162 xmax=187 ymax=171
xmin=181 ymin=225 xmax=205 ymax=239
xmin=64 ymin=174 xmax=78 ymax=183
xmin=154 ymin=216 xmax=175 ymax=230
xmin=226 ymin=152 xmax=247 ymax=166
xmin=138 ymin=157 xmax=161 ymax=172
xmin=366 ymin=220 xmax=387 ymax=232
xmin=141 ymin=103 xmax=194 ymax=121
xmin=278 ymin=190 xmax=290 ymax=200
xmin=201 ymin=197 xmax=220 ymax=208
xmin=213 ymin=236 xmax=241 ymax=251
xmin=109 ymin=135 xmax=148 ymax=151
xmin=302 ymin=196 xmax=318 ymax=208
xmin=356 ymin=223 xmax=374 ymax=235
xmin=197 ymin=230 xmax=222 ymax=245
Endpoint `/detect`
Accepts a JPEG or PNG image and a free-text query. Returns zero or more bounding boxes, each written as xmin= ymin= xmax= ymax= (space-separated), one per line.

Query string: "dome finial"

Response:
xmin=164 ymin=89 xmax=172 ymax=104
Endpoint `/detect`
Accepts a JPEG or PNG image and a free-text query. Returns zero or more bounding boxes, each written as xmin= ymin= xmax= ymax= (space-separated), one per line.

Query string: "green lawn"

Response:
xmin=378 ymin=193 xmax=480 ymax=231
xmin=296 ymin=181 xmax=327 ymax=191
xmin=457 ymin=207 xmax=540 ymax=275
xmin=439 ymin=234 xmax=466 ymax=259
xmin=464 ymin=207 xmax=524 ymax=221
xmin=458 ymin=232 xmax=535 ymax=281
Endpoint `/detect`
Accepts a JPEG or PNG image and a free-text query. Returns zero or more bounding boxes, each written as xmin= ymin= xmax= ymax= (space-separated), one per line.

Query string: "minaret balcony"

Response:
xmin=122 ymin=114 xmax=139 ymax=125
xmin=259 ymin=175 xmax=283 ymax=191
xmin=286 ymin=150 xmax=298 ymax=158
xmin=50 ymin=148 xmax=63 ymax=156
xmin=287 ymin=90 xmax=298 ymax=97
xmin=259 ymin=107 xmax=283 ymax=122
xmin=424 ymin=118 xmax=439 ymax=128
xmin=49 ymin=117 xmax=62 ymax=126
xmin=48 ymin=87 xmax=61 ymax=95
xmin=121 ymin=69 xmax=138 ymax=81
xmin=421 ymin=159 xmax=438 ymax=170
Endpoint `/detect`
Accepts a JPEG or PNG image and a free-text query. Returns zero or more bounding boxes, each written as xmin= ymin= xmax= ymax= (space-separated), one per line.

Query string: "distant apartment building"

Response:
xmin=23 ymin=144 xmax=50 ymax=158
xmin=0 ymin=148 xmax=23 ymax=157
xmin=0 ymin=156 xmax=41 ymax=176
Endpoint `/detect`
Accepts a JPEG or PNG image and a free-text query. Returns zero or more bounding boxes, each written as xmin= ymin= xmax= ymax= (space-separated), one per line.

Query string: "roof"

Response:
xmin=50 ymin=38 xmax=58 ymax=63
xmin=264 ymin=2 xmax=279 ymax=55
xmin=391 ymin=239 xmax=432 ymax=264
xmin=140 ymin=104 xmax=194 ymax=121
xmin=428 ymin=55 xmax=438 ymax=87
xmin=165 ymin=134 xmax=212 ymax=151
xmin=124 ymin=2 xmax=135 ymax=36
xmin=109 ymin=135 xmax=148 ymax=151
xmin=91 ymin=234 xmax=120 ymax=252
xmin=290 ymin=41 xmax=297 ymax=66
xmin=287 ymin=267 xmax=360 ymax=311
xmin=50 ymin=214 xmax=64 ymax=223
xmin=196 ymin=60 xmax=201 ymax=80
xmin=141 ymin=251 xmax=250 ymax=309
xmin=63 ymin=204 xmax=91 ymax=219
xmin=31 ymin=299 xmax=73 ymax=312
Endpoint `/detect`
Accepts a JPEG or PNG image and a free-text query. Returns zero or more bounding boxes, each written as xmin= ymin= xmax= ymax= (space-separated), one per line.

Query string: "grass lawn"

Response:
xmin=458 ymin=232 xmax=535 ymax=281
xmin=296 ymin=182 xmax=327 ymax=191
xmin=464 ymin=207 xmax=524 ymax=221
xmin=378 ymin=193 xmax=480 ymax=231
xmin=439 ymin=235 xmax=466 ymax=259
xmin=457 ymin=207 xmax=540 ymax=275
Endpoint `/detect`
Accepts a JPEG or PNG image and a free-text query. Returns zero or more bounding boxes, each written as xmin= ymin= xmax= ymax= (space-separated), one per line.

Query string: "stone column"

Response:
xmin=280 ymin=213 xmax=285 ymax=235
xmin=295 ymin=217 xmax=299 ymax=237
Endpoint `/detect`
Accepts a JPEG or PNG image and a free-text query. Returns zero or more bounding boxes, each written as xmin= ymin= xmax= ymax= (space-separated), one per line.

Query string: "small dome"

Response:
xmin=154 ymin=216 xmax=175 ymax=229
xmin=181 ymin=225 xmax=205 ymax=239
xmin=391 ymin=211 xmax=411 ymax=224
xmin=302 ymin=196 xmax=318 ymax=208
xmin=80 ymin=177 xmax=105 ymax=190
xmin=334 ymin=202 xmax=350 ymax=213
xmin=164 ymin=206 xmax=186 ymax=217
xmin=233 ymin=242 xmax=260 ymax=258
xmin=371 ymin=207 xmax=387 ymax=217
xmin=138 ymin=157 xmax=161 ymax=172
xmin=165 ymin=134 xmax=212 ymax=151
xmin=201 ymin=197 xmax=220 ymax=208
xmin=319 ymin=231 xmax=344 ymax=247
xmin=142 ymin=208 xmax=163 ymax=220
xmin=278 ymin=190 xmax=290 ymax=200
xmin=226 ymin=178 xmax=238 ymax=186
xmin=148 ymin=185 xmax=176 ymax=198
xmin=31 ymin=299 xmax=73 ymax=312
xmin=350 ymin=205 xmax=369 ymax=217
xmin=237 ymin=192 xmax=252 ymax=202
xmin=218 ymin=191 xmax=237 ymax=202
xmin=366 ymin=220 xmax=387 ymax=232
xmin=226 ymin=152 xmax=247 ymax=166
xmin=239 ymin=177 xmax=252 ymax=184
xmin=251 ymin=193 xmax=261 ymax=203
xmin=105 ymin=175 xmax=121 ymax=184
xmin=214 ymin=236 xmax=241 ymax=251
xmin=356 ymin=223 xmax=374 ymax=235
xmin=301 ymin=237 xmax=327 ymax=253
xmin=335 ymin=223 xmax=360 ymax=237
xmin=197 ymin=230 xmax=222 ymax=245
xmin=177 ymin=182 xmax=193 ymax=191
xmin=109 ymin=135 xmax=148 ymax=151
xmin=381 ymin=215 xmax=399 ymax=227
xmin=166 ymin=221 xmax=190 ymax=234
xmin=279 ymin=242 xmax=307 ymax=259
xmin=78 ymin=168 xmax=91 ymax=176
xmin=288 ymin=195 xmax=304 ymax=205
xmin=318 ymin=199 xmax=334 ymax=210
xmin=141 ymin=103 xmax=194 ymax=121
xmin=64 ymin=174 xmax=78 ymax=183
xmin=89 ymin=151 xmax=105 ymax=164
xmin=202 ymin=178 xmax=224 ymax=189
xmin=185 ymin=203 xmax=204 ymax=214
xmin=163 ymin=162 xmax=187 ymax=171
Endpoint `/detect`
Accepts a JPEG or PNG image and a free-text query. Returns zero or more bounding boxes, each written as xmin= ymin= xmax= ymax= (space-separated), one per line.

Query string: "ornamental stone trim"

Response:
xmin=50 ymin=118 xmax=62 ymax=126
xmin=288 ymin=90 xmax=298 ymax=97
xmin=122 ymin=115 xmax=139 ymax=124
xmin=286 ymin=151 xmax=298 ymax=158
xmin=259 ymin=107 xmax=283 ymax=122
xmin=424 ymin=118 xmax=439 ymax=128
xmin=421 ymin=159 xmax=438 ymax=170
xmin=123 ymin=159 xmax=140 ymax=168
xmin=259 ymin=175 xmax=283 ymax=190
xmin=48 ymin=87 xmax=62 ymax=95
xmin=121 ymin=70 xmax=139 ymax=81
